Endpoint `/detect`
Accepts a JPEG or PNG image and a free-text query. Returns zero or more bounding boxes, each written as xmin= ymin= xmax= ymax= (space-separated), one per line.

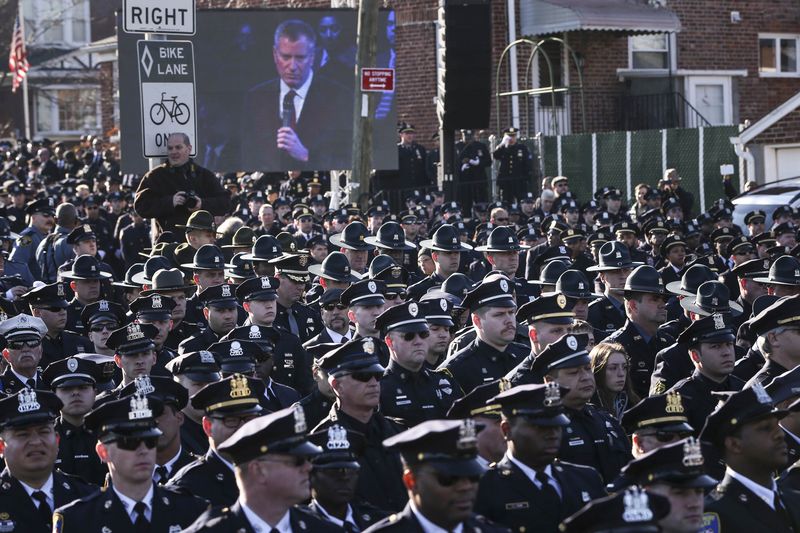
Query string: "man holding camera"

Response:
xmin=134 ymin=132 xmax=230 ymax=234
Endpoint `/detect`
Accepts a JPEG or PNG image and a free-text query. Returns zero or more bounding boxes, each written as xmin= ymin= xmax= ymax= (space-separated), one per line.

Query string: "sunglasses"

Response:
xmin=114 ymin=436 xmax=158 ymax=451
xmin=90 ymin=324 xmax=117 ymax=332
xmin=434 ymin=472 xmax=481 ymax=486
xmin=647 ymin=431 xmax=692 ymax=443
xmin=322 ymin=303 xmax=347 ymax=311
xmin=348 ymin=371 xmax=383 ymax=383
xmin=400 ymin=330 xmax=430 ymax=341
xmin=8 ymin=339 xmax=41 ymax=349
xmin=385 ymin=292 xmax=408 ymax=301
xmin=211 ymin=414 xmax=260 ymax=429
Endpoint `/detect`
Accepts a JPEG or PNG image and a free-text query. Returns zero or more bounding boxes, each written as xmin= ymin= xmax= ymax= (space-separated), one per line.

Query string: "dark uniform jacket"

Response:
xmin=64 ymin=298 xmax=88 ymax=336
xmin=379 ymin=360 xmax=462 ymax=427
xmin=586 ymin=296 xmax=626 ymax=341
xmin=167 ymin=449 xmax=238 ymax=508
xmin=746 ymin=358 xmax=790 ymax=388
xmin=604 ymin=320 xmax=674 ymax=399
xmin=261 ymin=379 xmax=301 ymax=413
xmin=55 ymin=417 xmax=107 ymax=486
xmin=180 ymin=416 xmax=210 ymax=456
xmin=705 ymin=473 xmax=800 ymax=533
xmin=493 ymin=142 xmax=533 ymax=179
xmin=314 ymin=407 xmax=408 ymax=513
xmin=54 ymin=481 xmax=209 ymax=533
xmin=297 ymin=388 xmax=335 ymax=430
xmin=440 ymin=338 xmax=528 ymax=395
xmin=0 ymin=368 xmax=44 ymax=395
xmin=119 ymin=220 xmax=151 ymax=269
xmin=363 ymin=502 xmax=509 ymax=533
xmin=397 ymin=142 xmax=428 ymax=188
xmin=41 ymin=331 xmax=92 ymax=369
xmin=0 ymin=468 xmax=98 ymax=533
xmin=559 ymin=404 xmax=631 ymax=484
xmin=668 ymin=370 xmax=745 ymax=433
xmin=307 ymin=499 xmax=389 ymax=531
xmin=179 ymin=328 xmax=223 ymax=355
xmin=406 ymin=272 xmax=446 ymax=302
xmin=183 ymin=500 xmax=341 ymax=532
xmin=184 ymin=293 xmax=208 ymax=330
xmin=134 ymin=160 xmax=231 ymax=234
xmin=274 ymin=301 xmax=323 ymax=344
xmin=475 ymin=456 xmax=605 ymax=533
xmin=155 ymin=447 xmax=196 ymax=484
xmin=165 ymin=321 xmax=201 ymax=351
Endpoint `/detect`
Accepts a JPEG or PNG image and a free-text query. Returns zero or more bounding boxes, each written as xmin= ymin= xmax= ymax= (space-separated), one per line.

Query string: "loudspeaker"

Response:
xmin=441 ymin=0 xmax=492 ymax=129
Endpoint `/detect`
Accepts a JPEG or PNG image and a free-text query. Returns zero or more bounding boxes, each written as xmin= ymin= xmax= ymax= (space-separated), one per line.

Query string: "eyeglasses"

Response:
xmin=322 ymin=303 xmax=347 ymax=311
xmin=114 ymin=436 xmax=158 ymax=451
xmin=434 ymin=472 xmax=481 ymax=486
xmin=8 ymin=339 xmax=41 ymax=349
xmin=211 ymin=414 xmax=260 ymax=428
xmin=258 ymin=455 xmax=310 ymax=468
xmin=400 ymin=330 xmax=430 ymax=341
xmin=90 ymin=323 xmax=117 ymax=332
xmin=348 ymin=371 xmax=383 ymax=383
xmin=385 ymin=292 xmax=408 ymax=301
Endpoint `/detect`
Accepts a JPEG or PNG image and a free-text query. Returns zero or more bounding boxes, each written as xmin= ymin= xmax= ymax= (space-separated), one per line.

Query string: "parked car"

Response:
xmin=731 ymin=177 xmax=800 ymax=230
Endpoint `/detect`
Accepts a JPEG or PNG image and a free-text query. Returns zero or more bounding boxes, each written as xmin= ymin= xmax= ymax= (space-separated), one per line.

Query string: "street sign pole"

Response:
xmin=145 ymin=33 xmax=166 ymax=172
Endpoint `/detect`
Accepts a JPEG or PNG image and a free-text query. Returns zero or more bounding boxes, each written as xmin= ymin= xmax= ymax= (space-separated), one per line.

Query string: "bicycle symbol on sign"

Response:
xmin=150 ymin=92 xmax=191 ymax=125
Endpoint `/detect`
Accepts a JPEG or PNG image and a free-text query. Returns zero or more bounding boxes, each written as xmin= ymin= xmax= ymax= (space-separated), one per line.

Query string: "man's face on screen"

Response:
xmin=273 ymin=35 xmax=315 ymax=89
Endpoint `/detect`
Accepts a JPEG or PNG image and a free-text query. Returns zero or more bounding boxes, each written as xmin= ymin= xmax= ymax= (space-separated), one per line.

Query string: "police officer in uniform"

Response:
xmin=179 ymin=283 xmax=241 ymax=354
xmin=408 ymin=224 xmax=474 ymax=301
xmin=667 ymin=314 xmax=745 ymax=433
xmin=62 ymin=254 xmax=113 ymax=336
xmin=559 ymin=485 xmax=671 ymax=533
xmin=474 ymin=383 xmax=606 ymax=533
xmin=397 ymin=124 xmax=428 ymax=187
xmin=376 ymin=301 xmax=462 ymax=426
xmin=139 ymin=268 xmax=200 ymax=351
xmin=128 ymin=293 xmax=179 ymax=377
xmin=586 ymin=241 xmax=639 ymax=340
xmin=42 ymin=355 xmax=108 ymax=486
xmin=269 ymin=252 xmax=323 ymax=342
xmin=0 ymin=314 xmax=49 ymax=393
xmin=367 ymin=419 xmax=509 ymax=532
xmin=167 ymin=374 xmax=266 ymax=507
xmin=180 ymin=244 xmax=237 ymax=329
xmin=747 ymin=294 xmax=800 ymax=386
xmin=0 ymin=389 xmax=98 ymax=531
xmin=701 ymin=384 xmax=800 ymax=533
xmin=306 ymin=425 xmax=389 ymax=530
xmin=9 ymin=197 xmax=56 ymax=279
xmin=313 ymin=337 xmax=408 ymax=512
xmin=23 ymin=282 xmax=92 ymax=368
xmin=53 ymin=393 xmax=209 ymax=532
xmin=439 ymin=274 xmax=529 ymax=394
xmin=493 ymin=127 xmax=533 ymax=200
xmin=533 ymin=333 xmax=631 ymax=483
xmin=474 ymin=226 xmax=537 ymax=305
xmin=603 ymin=265 xmax=674 ymax=399
xmin=182 ymin=405 xmax=339 ymax=533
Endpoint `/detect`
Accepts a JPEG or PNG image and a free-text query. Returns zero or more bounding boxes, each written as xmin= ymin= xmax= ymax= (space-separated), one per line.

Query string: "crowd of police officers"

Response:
xmin=1 ymin=130 xmax=800 ymax=532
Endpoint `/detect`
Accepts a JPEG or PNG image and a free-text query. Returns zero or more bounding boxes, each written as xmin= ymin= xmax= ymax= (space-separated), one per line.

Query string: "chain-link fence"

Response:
xmin=541 ymin=125 xmax=739 ymax=215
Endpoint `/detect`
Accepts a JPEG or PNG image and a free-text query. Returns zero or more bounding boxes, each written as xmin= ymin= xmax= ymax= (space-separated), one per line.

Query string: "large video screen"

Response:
xmin=119 ymin=9 xmax=397 ymax=175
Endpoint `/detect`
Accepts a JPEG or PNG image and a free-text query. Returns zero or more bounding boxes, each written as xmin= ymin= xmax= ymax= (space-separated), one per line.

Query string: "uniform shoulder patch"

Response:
xmin=702 ymin=512 xmax=720 ymax=533
xmin=652 ymin=380 xmax=667 ymax=395
xmin=17 ymin=234 xmax=31 ymax=246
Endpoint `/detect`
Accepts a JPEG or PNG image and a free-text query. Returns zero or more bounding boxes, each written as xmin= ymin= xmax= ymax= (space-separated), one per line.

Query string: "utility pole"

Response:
xmin=350 ymin=0 xmax=380 ymax=210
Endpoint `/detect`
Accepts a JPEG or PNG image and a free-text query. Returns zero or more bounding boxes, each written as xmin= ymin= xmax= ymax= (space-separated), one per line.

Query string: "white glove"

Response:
xmin=98 ymin=250 xmax=106 ymax=259
xmin=469 ymin=157 xmax=480 ymax=166
xmin=502 ymin=135 xmax=511 ymax=146
xmin=460 ymin=163 xmax=470 ymax=172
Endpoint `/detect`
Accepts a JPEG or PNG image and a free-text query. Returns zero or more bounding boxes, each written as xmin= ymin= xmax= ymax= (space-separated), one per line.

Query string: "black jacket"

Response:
xmin=705 ymin=473 xmax=800 ymax=533
xmin=475 ymin=456 xmax=605 ymax=533
xmin=167 ymin=449 xmax=238 ymax=508
xmin=363 ymin=502 xmax=510 ymax=532
xmin=183 ymin=500 xmax=341 ymax=532
xmin=441 ymin=338 xmax=528 ymax=395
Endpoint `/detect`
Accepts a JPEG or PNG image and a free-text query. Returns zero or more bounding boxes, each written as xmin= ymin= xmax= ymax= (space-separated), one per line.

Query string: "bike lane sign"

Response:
xmin=137 ymin=40 xmax=197 ymax=158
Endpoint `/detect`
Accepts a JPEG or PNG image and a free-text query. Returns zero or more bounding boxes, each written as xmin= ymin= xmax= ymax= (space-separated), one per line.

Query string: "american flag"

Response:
xmin=8 ymin=12 xmax=28 ymax=93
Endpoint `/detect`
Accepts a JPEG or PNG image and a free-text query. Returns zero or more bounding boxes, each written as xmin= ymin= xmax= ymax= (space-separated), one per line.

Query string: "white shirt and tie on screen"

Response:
xmin=275 ymin=34 xmax=314 ymax=163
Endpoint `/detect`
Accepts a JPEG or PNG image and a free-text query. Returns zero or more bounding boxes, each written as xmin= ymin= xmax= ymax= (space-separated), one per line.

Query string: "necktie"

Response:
xmin=341 ymin=336 xmax=348 ymax=344
xmin=270 ymin=529 xmax=280 ymax=533
xmin=774 ymin=491 xmax=791 ymax=526
xmin=535 ymin=470 xmax=561 ymax=514
xmin=134 ymin=501 xmax=149 ymax=531
xmin=344 ymin=521 xmax=361 ymax=533
xmin=26 ymin=378 xmax=36 ymax=389
xmin=283 ymin=90 xmax=297 ymax=129
xmin=32 ymin=491 xmax=51 ymax=527
xmin=155 ymin=465 xmax=169 ymax=484
xmin=287 ymin=308 xmax=300 ymax=336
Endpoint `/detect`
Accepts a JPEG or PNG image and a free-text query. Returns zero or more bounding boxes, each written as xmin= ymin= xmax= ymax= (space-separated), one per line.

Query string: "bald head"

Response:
xmin=55 ymin=203 xmax=78 ymax=227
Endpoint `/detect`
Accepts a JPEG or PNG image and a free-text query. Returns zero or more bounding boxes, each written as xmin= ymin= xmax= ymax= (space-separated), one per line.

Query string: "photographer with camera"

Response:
xmin=134 ymin=132 xmax=231 ymax=235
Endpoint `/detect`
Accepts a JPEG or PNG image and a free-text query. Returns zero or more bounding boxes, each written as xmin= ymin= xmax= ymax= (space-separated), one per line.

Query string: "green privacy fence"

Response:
xmin=541 ymin=126 xmax=740 ymax=214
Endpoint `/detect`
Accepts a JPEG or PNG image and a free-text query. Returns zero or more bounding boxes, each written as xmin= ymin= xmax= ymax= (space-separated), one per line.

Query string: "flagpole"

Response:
xmin=18 ymin=0 xmax=30 ymax=140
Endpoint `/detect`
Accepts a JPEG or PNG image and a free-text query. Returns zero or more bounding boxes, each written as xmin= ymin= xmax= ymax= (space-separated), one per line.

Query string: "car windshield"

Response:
xmin=732 ymin=203 xmax=781 ymax=230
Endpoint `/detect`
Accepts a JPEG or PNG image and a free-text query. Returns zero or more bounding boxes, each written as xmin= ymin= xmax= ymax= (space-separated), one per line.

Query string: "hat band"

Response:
xmin=386 ymin=318 xmax=429 ymax=330
xmin=279 ymin=269 xmax=309 ymax=275
xmin=470 ymin=404 xmax=502 ymax=417
xmin=477 ymin=294 xmax=516 ymax=306
xmin=531 ymin=311 xmax=575 ymax=321
xmin=349 ymin=294 xmax=385 ymax=305
xmin=778 ymin=316 xmax=800 ymax=325
xmin=53 ymin=373 xmax=95 ymax=384
xmin=636 ymin=415 xmax=689 ymax=428
xmin=206 ymin=397 xmax=259 ymax=412
xmin=425 ymin=314 xmax=451 ymax=321
xmin=546 ymin=350 xmax=588 ymax=370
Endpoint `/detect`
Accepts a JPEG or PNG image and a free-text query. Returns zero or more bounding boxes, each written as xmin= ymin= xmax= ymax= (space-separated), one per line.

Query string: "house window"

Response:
xmin=630 ymin=33 xmax=669 ymax=69
xmin=759 ymin=34 xmax=799 ymax=76
xmin=35 ymin=87 xmax=100 ymax=135
xmin=24 ymin=0 xmax=91 ymax=47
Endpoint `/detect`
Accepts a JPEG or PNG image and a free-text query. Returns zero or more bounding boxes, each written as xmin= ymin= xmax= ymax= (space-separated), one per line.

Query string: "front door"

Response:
xmin=686 ymin=76 xmax=732 ymax=127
